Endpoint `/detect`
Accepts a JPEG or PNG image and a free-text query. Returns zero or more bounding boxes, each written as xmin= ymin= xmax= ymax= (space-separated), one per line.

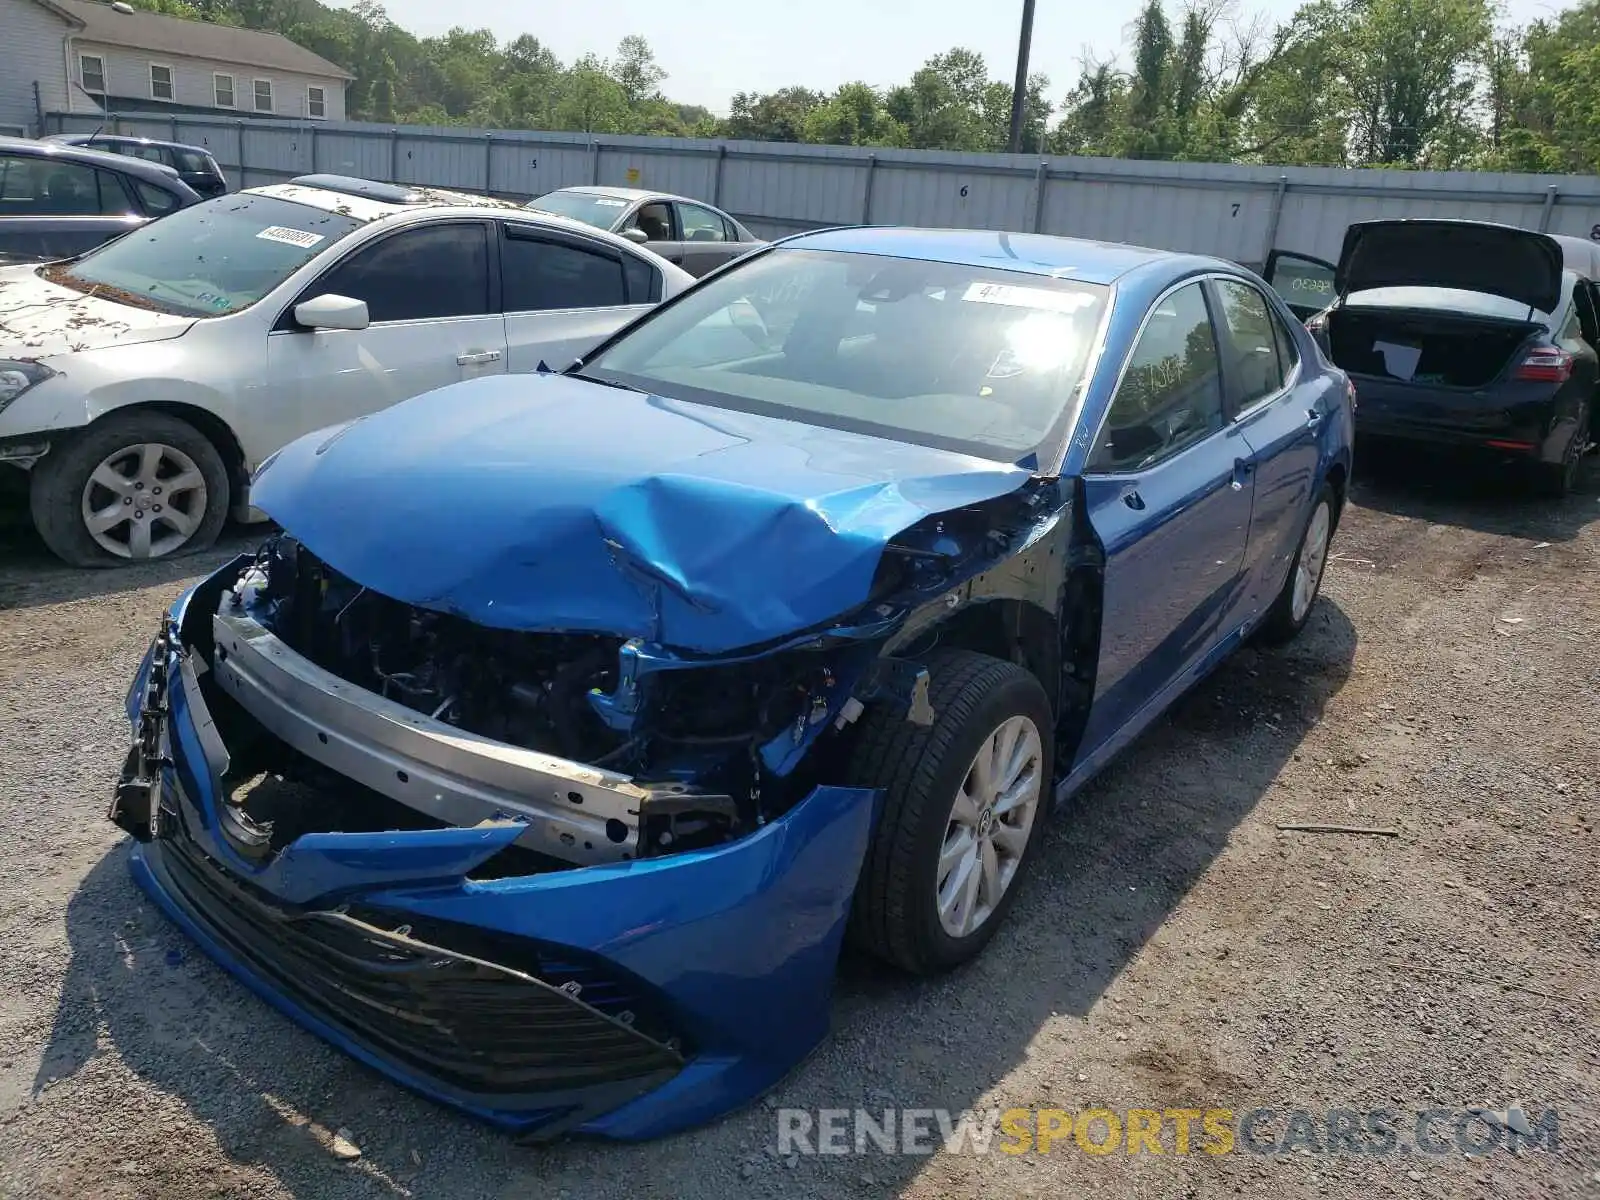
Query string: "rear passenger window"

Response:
xmin=1089 ymin=281 xmax=1223 ymax=472
xmin=310 ymin=224 xmax=490 ymax=323
xmin=135 ymin=180 xmax=180 ymax=215
xmin=1215 ymin=279 xmax=1288 ymax=408
xmin=621 ymin=252 xmax=660 ymax=304
xmin=0 ymin=155 xmax=135 ymax=216
xmin=502 ymin=232 xmax=627 ymax=311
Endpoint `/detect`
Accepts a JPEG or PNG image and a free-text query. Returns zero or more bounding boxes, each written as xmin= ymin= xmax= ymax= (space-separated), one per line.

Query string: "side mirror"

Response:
xmin=622 ymin=227 xmax=649 ymax=245
xmin=294 ymin=293 xmax=369 ymax=331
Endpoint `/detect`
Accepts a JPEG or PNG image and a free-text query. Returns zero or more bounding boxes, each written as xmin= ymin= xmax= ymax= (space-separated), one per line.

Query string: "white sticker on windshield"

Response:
xmin=593 ymin=198 xmax=628 ymax=207
xmin=962 ymin=281 xmax=1097 ymax=312
xmin=256 ymin=225 xmax=326 ymax=249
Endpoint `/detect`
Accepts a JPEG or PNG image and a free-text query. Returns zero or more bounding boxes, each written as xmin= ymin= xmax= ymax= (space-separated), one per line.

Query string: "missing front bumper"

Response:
xmin=210 ymin=607 xmax=732 ymax=866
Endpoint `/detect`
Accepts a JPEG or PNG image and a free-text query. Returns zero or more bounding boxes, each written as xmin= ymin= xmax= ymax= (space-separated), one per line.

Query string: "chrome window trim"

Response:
xmin=1215 ymin=275 xmax=1303 ymax=423
xmin=1078 ymin=271 xmax=1228 ymax=478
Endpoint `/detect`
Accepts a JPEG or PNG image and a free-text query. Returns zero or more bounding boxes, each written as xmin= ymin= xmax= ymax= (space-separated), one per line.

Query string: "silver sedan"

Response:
xmin=525 ymin=186 xmax=765 ymax=277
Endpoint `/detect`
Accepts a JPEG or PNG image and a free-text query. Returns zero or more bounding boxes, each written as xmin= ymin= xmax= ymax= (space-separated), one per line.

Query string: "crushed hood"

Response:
xmin=251 ymin=374 xmax=1035 ymax=654
xmin=1336 ymin=220 xmax=1564 ymax=313
xmin=0 ymin=264 xmax=195 ymax=360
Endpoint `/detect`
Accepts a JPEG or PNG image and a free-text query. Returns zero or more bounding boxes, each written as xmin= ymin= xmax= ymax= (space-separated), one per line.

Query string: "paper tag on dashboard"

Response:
xmin=256 ymin=226 xmax=326 ymax=249
xmin=963 ymin=282 xmax=1097 ymax=312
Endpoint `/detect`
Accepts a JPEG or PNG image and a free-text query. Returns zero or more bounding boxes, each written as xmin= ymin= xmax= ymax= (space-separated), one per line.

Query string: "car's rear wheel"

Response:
xmin=1533 ymin=404 xmax=1590 ymax=499
xmin=30 ymin=411 xmax=230 ymax=567
xmin=1257 ymin=482 xmax=1337 ymax=645
xmin=847 ymin=649 xmax=1054 ymax=976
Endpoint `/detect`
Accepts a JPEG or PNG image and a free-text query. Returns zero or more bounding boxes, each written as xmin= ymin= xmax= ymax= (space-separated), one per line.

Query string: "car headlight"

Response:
xmin=0 ymin=360 xmax=56 ymax=413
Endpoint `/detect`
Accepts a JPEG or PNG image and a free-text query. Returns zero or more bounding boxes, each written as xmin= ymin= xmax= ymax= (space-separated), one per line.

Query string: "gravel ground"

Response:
xmin=0 ymin=455 xmax=1596 ymax=1200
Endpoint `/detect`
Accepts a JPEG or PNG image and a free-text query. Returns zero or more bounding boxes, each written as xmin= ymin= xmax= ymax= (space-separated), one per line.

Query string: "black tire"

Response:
xmin=1533 ymin=405 xmax=1589 ymax=499
xmin=847 ymin=648 xmax=1054 ymax=976
xmin=1257 ymin=481 xmax=1338 ymax=646
xmin=29 ymin=410 xmax=230 ymax=568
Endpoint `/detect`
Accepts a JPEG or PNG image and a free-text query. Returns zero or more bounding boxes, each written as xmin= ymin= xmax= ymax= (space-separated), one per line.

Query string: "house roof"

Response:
xmin=49 ymin=0 xmax=356 ymax=81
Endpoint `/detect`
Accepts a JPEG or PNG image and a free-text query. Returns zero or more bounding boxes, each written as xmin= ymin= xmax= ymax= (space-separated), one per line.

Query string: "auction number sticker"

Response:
xmin=963 ymin=281 xmax=1097 ymax=312
xmin=593 ymin=198 xmax=628 ymax=207
xmin=256 ymin=225 xmax=326 ymax=248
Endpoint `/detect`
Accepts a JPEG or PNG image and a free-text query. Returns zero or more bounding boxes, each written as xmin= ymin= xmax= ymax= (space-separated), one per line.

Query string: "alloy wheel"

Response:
xmin=1291 ymin=500 xmax=1332 ymax=625
xmin=935 ymin=714 xmax=1044 ymax=939
xmin=79 ymin=442 xmax=209 ymax=560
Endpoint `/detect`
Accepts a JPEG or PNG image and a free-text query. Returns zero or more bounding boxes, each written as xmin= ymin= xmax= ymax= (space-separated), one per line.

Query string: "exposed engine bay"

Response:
xmin=170 ymin=477 xmax=1066 ymax=875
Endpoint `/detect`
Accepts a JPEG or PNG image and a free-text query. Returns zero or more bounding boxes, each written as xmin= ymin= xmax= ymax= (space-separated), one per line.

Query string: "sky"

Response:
xmin=374 ymin=0 xmax=1569 ymax=115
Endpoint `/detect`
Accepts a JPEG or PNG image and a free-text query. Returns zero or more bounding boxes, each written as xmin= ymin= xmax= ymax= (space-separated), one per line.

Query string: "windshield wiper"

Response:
xmin=568 ymin=371 xmax=647 ymax=394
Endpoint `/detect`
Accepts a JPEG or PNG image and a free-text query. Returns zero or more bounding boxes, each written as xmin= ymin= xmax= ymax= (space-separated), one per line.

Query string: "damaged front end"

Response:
xmin=112 ymin=466 xmax=1063 ymax=1140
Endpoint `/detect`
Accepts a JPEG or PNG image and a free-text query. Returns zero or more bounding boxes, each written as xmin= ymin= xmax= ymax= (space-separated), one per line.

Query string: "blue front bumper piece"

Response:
xmin=121 ymin=596 xmax=879 ymax=1142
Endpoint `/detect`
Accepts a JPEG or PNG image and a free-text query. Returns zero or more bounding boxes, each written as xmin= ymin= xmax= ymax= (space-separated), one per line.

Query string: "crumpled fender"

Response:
xmin=249 ymin=374 xmax=1033 ymax=654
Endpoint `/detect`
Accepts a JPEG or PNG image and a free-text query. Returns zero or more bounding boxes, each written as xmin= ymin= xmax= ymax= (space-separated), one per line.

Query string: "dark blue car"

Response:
xmin=111 ymin=227 xmax=1355 ymax=1141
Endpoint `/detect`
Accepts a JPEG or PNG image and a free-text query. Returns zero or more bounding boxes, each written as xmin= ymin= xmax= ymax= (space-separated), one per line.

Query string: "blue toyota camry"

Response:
xmin=112 ymin=227 xmax=1355 ymax=1141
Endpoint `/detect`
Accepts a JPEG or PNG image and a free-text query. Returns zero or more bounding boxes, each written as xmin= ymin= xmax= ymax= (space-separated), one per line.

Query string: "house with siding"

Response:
xmin=0 ymin=0 xmax=353 ymax=136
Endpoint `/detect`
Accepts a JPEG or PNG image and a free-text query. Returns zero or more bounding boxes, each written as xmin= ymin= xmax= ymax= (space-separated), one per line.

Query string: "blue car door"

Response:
xmin=1074 ymin=278 xmax=1255 ymax=763
xmin=1209 ymin=276 xmax=1327 ymax=622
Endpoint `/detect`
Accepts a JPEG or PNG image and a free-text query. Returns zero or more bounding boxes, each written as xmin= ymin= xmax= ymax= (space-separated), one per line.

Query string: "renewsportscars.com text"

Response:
xmin=776 ymin=1106 xmax=1560 ymax=1158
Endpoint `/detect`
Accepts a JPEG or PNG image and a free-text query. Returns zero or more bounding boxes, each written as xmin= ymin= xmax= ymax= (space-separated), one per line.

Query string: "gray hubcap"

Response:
xmin=1291 ymin=499 xmax=1332 ymax=624
xmin=80 ymin=442 xmax=207 ymax=560
xmin=936 ymin=714 xmax=1044 ymax=939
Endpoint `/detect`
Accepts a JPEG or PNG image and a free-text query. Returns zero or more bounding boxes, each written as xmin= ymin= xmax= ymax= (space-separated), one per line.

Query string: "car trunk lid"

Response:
xmin=1336 ymin=220 xmax=1564 ymax=314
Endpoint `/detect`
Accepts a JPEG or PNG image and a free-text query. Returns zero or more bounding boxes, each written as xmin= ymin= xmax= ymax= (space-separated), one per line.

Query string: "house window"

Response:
xmin=253 ymin=78 xmax=273 ymax=112
xmin=306 ymin=85 xmax=326 ymax=119
xmin=79 ymin=54 xmax=105 ymax=94
xmin=214 ymin=73 xmax=235 ymax=108
xmin=149 ymin=63 xmax=174 ymax=102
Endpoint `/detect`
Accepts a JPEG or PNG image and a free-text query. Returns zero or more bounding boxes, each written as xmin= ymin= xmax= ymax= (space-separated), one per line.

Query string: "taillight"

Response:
xmin=1345 ymin=376 xmax=1358 ymax=409
xmin=1305 ymin=312 xmax=1328 ymax=335
xmin=1513 ymin=346 xmax=1572 ymax=383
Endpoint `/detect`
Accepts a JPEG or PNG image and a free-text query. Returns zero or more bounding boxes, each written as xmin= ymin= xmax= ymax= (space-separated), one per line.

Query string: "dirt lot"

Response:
xmin=0 ymin=456 xmax=1595 ymax=1200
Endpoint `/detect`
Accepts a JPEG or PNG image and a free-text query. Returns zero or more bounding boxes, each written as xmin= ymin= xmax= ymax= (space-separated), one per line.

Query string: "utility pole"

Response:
xmin=1006 ymin=0 xmax=1037 ymax=154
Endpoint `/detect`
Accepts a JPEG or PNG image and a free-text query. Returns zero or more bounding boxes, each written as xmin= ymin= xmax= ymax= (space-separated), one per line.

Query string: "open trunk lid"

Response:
xmin=1336 ymin=221 xmax=1564 ymax=314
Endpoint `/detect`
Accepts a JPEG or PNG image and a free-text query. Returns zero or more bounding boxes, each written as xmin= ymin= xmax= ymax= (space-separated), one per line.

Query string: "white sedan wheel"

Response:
xmin=80 ymin=441 xmax=208 ymax=560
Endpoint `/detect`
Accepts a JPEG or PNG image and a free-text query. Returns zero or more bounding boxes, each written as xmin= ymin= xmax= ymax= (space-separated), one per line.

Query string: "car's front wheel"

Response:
xmin=29 ymin=410 xmax=230 ymax=567
xmin=848 ymin=649 xmax=1054 ymax=976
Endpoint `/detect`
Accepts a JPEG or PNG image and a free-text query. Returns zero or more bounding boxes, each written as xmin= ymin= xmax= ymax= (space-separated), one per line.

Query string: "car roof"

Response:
xmin=553 ymin=185 xmax=660 ymax=202
xmin=246 ymin=175 xmax=530 ymax=222
xmin=244 ymin=179 xmax=686 ymax=255
xmin=0 ymin=134 xmax=187 ymax=185
xmin=46 ymin=132 xmax=215 ymax=158
xmin=778 ymin=226 xmax=1210 ymax=287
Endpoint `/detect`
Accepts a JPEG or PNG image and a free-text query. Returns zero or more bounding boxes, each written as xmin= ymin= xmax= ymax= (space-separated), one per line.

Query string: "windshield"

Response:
xmin=526 ymin=190 xmax=629 ymax=230
xmin=579 ymin=248 xmax=1110 ymax=462
xmin=45 ymin=193 xmax=362 ymax=316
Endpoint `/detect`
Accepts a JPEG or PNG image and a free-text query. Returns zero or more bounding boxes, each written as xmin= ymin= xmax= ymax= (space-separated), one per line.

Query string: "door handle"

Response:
xmin=1231 ymin=458 xmax=1254 ymax=491
xmin=457 ymin=349 xmax=502 ymax=365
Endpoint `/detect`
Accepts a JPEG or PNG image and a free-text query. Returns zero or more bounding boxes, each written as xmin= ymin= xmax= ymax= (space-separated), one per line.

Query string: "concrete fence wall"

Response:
xmin=46 ymin=110 xmax=1600 ymax=266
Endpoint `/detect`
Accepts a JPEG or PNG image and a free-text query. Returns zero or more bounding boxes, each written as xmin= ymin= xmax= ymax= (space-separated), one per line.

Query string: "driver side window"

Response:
xmin=623 ymin=201 xmax=673 ymax=243
xmin=306 ymin=224 xmax=489 ymax=324
xmin=1089 ymin=281 xmax=1223 ymax=473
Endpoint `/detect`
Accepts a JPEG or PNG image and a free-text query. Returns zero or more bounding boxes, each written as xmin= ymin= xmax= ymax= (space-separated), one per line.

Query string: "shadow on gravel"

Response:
xmin=0 ymin=523 xmax=259 ymax=612
xmin=1350 ymin=440 xmax=1600 ymax=544
xmin=41 ymin=600 xmax=1356 ymax=1197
